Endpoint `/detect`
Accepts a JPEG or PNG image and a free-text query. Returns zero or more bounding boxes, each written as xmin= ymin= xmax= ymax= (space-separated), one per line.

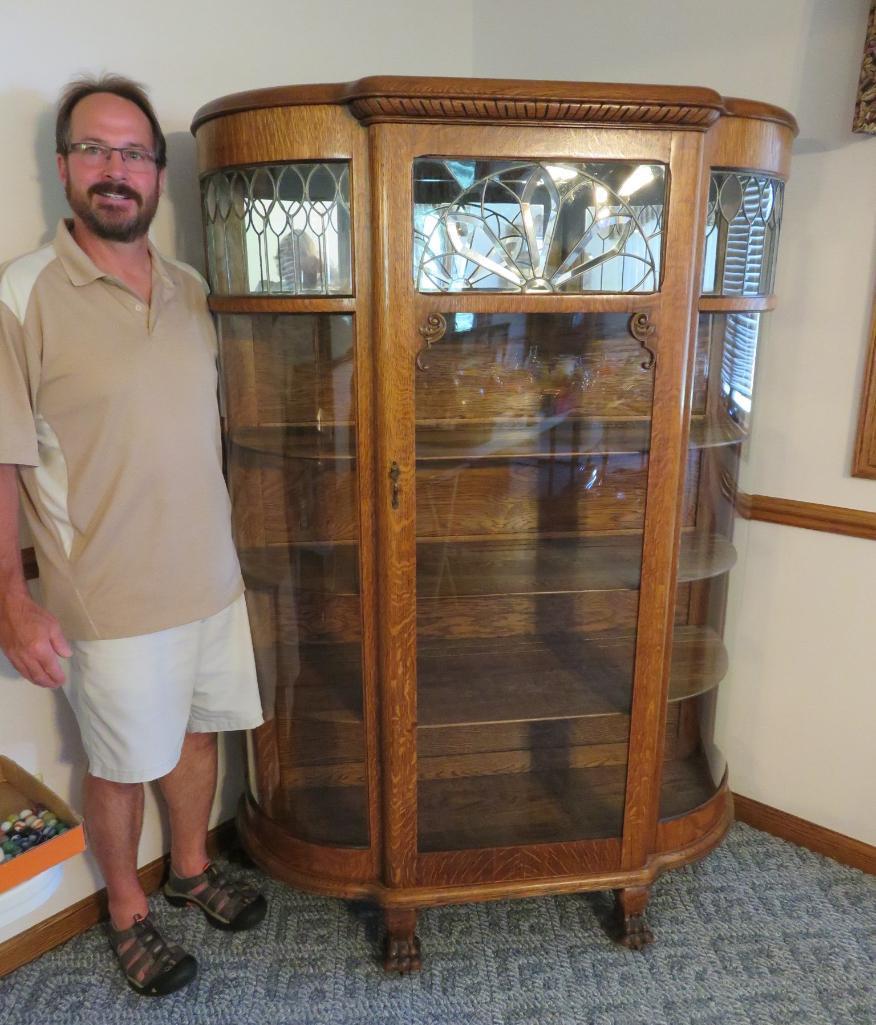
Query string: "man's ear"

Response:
xmin=158 ymin=166 xmax=167 ymax=197
xmin=56 ymin=153 xmax=68 ymax=189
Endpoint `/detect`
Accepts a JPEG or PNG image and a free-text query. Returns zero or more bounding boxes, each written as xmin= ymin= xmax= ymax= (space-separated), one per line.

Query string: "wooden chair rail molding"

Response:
xmin=736 ymin=493 xmax=876 ymax=541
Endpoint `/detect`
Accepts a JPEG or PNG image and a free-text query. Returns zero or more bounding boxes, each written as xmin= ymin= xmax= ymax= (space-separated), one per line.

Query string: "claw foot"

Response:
xmin=383 ymin=932 xmax=422 ymax=973
xmin=613 ymin=886 xmax=653 ymax=950
xmin=618 ymin=912 xmax=654 ymax=950
xmin=382 ymin=908 xmax=421 ymax=973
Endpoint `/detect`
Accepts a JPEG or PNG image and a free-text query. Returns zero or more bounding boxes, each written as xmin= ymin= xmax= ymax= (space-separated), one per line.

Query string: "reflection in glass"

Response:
xmin=202 ymin=164 xmax=352 ymax=295
xmin=702 ymin=172 xmax=784 ymax=296
xmin=661 ymin=312 xmax=766 ymax=819
xmin=217 ymin=314 xmax=368 ymax=846
xmin=414 ymin=313 xmax=655 ymax=851
xmin=414 ymin=160 xmax=665 ymax=294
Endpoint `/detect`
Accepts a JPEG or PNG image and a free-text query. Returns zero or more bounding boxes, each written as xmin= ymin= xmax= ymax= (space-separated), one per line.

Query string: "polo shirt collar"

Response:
xmin=54 ymin=218 xmax=176 ymax=295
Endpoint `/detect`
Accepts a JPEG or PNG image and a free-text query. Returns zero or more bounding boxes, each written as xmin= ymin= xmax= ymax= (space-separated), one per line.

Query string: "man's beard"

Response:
xmin=66 ymin=180 xmax=159 ymax=243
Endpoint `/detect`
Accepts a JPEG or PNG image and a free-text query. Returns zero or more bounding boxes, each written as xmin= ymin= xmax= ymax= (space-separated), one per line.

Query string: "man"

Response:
xmin=0 ymin=75 xmax=266 ymax=997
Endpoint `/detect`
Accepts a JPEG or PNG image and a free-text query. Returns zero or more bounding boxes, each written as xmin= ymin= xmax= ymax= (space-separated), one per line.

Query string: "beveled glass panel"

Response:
xmin=415 ymin=313 xmax=656 ymax=852
xmin=702 ymin=172 xmax=784 ymax=296
xmin=661 ymin=312 xmax=766 ymax=820
xmin=217 ymin=314 xmax=367 ymax=847
xmin=414 ymin=160 xmax=665 ymax=294
xmin=202 ymin=164 xmax=352 ymax=295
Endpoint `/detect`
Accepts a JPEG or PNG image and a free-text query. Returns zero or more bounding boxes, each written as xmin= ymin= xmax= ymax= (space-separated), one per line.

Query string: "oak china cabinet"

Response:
xmin=191 ymin=77 xmax=795 ymax=970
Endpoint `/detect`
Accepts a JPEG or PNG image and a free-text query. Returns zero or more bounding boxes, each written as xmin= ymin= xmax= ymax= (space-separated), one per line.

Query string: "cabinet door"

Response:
xmin=660 ymin=171 xmax=785 ymax=821
xmin=204 ymin=153 xmax=375 ymax=855
xmin=373 ymin=125 xmax=707 ymax=881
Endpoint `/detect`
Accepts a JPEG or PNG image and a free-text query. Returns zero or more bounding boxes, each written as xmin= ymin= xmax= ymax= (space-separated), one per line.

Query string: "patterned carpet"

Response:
xmin=1 ymin=823 xmax=874 ymax=1025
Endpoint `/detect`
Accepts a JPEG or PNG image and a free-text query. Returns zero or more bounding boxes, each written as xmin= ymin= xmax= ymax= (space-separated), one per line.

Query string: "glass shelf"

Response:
xmin=239 ymin=532 xmax=735 ymax=594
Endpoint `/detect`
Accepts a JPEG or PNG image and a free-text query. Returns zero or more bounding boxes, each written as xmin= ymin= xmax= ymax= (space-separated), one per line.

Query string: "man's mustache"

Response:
xmin=89 ymin=183 xmax=142 ymax=204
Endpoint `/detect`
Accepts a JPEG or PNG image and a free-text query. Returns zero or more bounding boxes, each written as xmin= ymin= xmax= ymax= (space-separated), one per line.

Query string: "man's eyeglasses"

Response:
xmin=67 ymin=142 xmax=157 ymax=169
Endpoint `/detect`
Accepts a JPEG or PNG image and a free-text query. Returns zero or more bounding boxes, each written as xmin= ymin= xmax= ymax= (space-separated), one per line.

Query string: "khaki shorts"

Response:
xmin=62 ymin=595 xmax=264 ymax=783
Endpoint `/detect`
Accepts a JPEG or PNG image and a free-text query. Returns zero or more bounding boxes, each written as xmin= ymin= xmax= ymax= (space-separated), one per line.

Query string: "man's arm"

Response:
xmin=0 ymin=463 xmax=71 ymax=686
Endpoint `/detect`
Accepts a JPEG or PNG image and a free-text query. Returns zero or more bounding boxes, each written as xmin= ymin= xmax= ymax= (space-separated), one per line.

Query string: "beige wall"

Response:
xmin=473 ymin=0 xmax=876 ymax=844
xmin=2 ymin=0 xmax=874 ymax=945
xmin=0 ymin=0 xmax=475 ymax=945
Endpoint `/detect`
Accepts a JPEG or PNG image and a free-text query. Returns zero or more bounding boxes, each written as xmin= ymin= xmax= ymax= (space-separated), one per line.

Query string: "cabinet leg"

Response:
xmin=383 ymin=907 xmax=421 ymax=974
xmin=614 ymin=886 xmax=654 ymax=950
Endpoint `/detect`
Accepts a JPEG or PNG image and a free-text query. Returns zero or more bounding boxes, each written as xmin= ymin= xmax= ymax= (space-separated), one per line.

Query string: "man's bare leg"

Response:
xmin=84 ymin=775 xmax=148 ymax=929
xmin=158 ymin=731 xmax=217 ymax=878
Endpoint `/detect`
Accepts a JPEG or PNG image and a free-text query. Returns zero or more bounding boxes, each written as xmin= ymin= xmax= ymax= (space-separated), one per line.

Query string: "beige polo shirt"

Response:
xmin=0 ymin=220 xmax=243 ymax=640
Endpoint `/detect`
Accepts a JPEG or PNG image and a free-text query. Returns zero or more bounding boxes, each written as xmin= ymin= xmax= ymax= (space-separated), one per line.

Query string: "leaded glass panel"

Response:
xmin=702 ymin=172 xmax=784 ymax=296
xmin=202 ymin=164 xmax=352 ymax=295
xmin=414 ymin=160 xmax=665 ymax=294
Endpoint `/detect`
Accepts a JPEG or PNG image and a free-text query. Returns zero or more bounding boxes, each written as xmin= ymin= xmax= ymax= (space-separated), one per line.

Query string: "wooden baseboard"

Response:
xmin=0 ymin=818 xmax=237 ymax=978
xmin=733 ymin=793 xmax=876 ymax=875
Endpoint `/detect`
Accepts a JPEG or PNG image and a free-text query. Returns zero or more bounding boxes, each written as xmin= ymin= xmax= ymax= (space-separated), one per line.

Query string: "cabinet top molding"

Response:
xmin=191 ymin=76 xmax=798 ymax=135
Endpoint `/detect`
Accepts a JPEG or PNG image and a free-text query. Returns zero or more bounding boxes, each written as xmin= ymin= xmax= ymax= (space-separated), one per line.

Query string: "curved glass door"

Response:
xmin=661 ymin=310 xmax=767 ymax=818
xmin=217 ymin=312 xmax=368 ymax=847
xmin=414 ymin=312 xmax=657 ymax=851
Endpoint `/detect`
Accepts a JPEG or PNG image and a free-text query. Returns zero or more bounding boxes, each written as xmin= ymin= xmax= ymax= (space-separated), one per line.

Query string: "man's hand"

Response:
xmin=0 ymin=589 xmax=72 ymax=688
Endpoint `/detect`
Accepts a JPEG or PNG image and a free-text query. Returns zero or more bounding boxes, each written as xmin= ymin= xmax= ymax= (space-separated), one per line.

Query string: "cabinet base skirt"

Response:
xmin=237 ymin=774 xmax=733 ymax=909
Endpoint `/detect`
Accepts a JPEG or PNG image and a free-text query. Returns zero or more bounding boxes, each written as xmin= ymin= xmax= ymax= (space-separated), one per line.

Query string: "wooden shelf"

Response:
xmin=417 ymin=532 xmax=736 ymax=596
xmin=262 ymin=625 xmax=725 ymax=733
xmin=416 ymin=415 xmax=745 ymax=460
xmin=228 ymin=414 xmax=745 ymax=462
xmin=417 ymin=626 xmax=727 ymax=727
xmin=265 ymin=744 xmax=715 ymax=853
xmin=240 ymin=532 xmax=735 ymax=594
xmin=230 ymin=424 xmax=355 ymax=460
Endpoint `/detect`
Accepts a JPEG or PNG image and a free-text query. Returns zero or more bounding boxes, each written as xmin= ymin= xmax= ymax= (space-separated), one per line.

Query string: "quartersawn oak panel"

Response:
xmin=415 ymin=451 xmax=700 ymax=536
xmin=416 ymin=324 xmax=655 ymax=422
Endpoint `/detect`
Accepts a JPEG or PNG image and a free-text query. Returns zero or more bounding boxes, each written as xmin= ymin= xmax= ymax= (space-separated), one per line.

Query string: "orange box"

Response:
xmin=0 ymin=756 xmax=85 ymax=893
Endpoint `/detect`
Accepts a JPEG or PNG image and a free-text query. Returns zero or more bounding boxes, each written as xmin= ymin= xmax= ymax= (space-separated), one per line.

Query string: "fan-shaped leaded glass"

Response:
xmin=201 ymin=163 xmax=352 ymax=295
xmin=702 ymin=172 xmax=784 ymax=296
xmin=414 ymin=159 xmax=666 ymax=294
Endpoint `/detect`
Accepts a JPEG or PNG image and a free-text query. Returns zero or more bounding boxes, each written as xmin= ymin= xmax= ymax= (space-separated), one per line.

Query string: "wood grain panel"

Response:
xmin=417 ymin=589 xmax=645 ymax=639
xmin=192 ymin=78 xmax=731 ymax=134
xmin=621 ymin=129 xmax=709 ymax=871
xmin=705 ymin=114 xmax=795 ymax=178
xmin=196 ymin=103 xmax=362 ymax=174
xmin=416 ymin=837 xmax=622 ymax=888
xmin=371 ymin=123 xmax=420 ymax=888
xmin=415 ymin=325 xmax=655 ymax=422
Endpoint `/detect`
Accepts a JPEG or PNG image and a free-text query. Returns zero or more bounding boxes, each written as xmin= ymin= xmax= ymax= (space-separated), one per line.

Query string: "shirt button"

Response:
xmin=134 ymin=304 xmax=144 ymax=312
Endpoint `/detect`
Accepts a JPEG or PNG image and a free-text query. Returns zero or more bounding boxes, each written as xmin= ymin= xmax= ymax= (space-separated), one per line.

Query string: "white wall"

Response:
xmin=0 ymin=0 xmax=475 ymax=946
xmin=473 ymin=0 xmax=876 ymax=844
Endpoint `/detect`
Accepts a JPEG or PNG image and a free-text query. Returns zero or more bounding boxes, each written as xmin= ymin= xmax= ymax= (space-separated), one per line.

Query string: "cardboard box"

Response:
xmin=0 ymin=756 xmax=85 ymax=893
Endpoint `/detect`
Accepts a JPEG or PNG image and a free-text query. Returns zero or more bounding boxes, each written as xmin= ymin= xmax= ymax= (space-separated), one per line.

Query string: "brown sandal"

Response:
xmin=106 ymin=913 xmax=197 ymax=996
xmin=164 ymin=862 xmax=266 ymax=931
